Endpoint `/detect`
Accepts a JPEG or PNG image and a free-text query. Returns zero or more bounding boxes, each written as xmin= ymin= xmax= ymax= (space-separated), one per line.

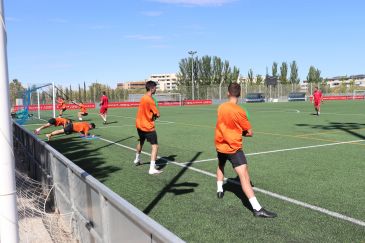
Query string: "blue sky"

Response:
xmin=5 ymin=0 xmax=365 ymax=87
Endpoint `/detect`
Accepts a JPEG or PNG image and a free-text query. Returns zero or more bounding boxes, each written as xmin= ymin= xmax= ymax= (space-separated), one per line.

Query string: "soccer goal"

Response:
xmin=155 ymin=93 xmax=182 ymax=106
xmin=352 ymin=90 xmax=365 ymax=100
xmin=13 ymin=83 xmax=56 ymax=125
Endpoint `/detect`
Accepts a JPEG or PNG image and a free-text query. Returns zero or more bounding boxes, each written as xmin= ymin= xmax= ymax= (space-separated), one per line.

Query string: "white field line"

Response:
xmin=188 ymin=139 xmax=365 ymax=164
xmin=98 ymin=137 xmax=365 ymax=227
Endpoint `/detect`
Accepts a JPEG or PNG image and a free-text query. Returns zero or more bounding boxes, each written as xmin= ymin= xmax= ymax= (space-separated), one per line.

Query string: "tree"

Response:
xmin=289 ymin=61 xmax=300 ymax=84
xmin=256 ymin=75 xmax=263 ymax=85
xmin=248 ymin=69 xmax=254 ymax=85
xmin=9 ymin=79 xmax=25 ymax=105
xmin=280 ymin=62 xmax=288 ymax=84
xmin=83 ymin=81 xmax=87 ymax=101
xmin=69 ymin=85 xmax=73 ymax=100
xmin=78 ymin=84 xmax=82 ymax=101
xmin=272 ymin=62 xmax=278 ymax=77
xmin=307 ymin=66 xmax=322 ymax=83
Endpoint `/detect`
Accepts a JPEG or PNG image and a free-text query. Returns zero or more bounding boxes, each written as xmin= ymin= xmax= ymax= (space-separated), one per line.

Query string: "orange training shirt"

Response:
xmin=80 ymin=104 xmax=87 ymax=113
xmin=215 ymin=102 xmax=251 ymax=154
xmin=55 ymin=117 xmax=69 ymax=126
xmin=72 ymin=122 xmax=90 ymax=134
xmin=136 ymin=95 xmax=159 ymax=132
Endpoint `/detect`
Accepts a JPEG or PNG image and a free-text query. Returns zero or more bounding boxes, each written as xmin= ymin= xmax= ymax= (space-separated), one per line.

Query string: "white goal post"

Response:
xmin=352 ymin=90 xmax=365 ymax=100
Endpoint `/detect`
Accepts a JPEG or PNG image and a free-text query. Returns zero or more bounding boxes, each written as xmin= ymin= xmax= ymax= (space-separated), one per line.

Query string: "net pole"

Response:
xmin=0 ymin=1 xmax=19 ymax=242
xmin=52 ymin=82 xmax=56 ymax=118
xmin=37 ymin=89 xmax=40 ymax=119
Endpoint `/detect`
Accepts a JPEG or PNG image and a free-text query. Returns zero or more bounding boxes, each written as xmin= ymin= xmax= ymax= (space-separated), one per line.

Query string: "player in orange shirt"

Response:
xmin=56 ymin=96 xmax=67 ymax=117
xmin=45 ymin=121 xmax=95 ymax=140
xmin=72 ymin=101 xmax=88 ymax=121
xmin=215 ymin=83 xmax=277 ymax=218
xmin=133 ymin=81 xmax=162 ymax=175
xmin=34 ymin=117 xmax=71 ymax=135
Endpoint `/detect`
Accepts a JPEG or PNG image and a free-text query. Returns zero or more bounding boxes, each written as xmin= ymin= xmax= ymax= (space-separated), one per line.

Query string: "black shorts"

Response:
xmin=64 ymin=123 xmax=73 ymax=135
xmin=137 ymin=128 xmax=158 ymax=145
xmin=81 ymin=112 xmax=88 ymax=116
xmin=217 ymin=150 xmax=247 ymax=168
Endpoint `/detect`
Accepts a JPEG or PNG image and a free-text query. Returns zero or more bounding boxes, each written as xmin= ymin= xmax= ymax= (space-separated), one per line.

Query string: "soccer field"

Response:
xmin=24 ymin=100 xmax=365 ymax=242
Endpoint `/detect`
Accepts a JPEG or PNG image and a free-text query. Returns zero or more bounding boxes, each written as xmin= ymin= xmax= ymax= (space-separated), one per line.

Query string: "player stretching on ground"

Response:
xmin=99 ymin=91 xmax=109 ymax=124
xmin=46 ymin=121 xmax=95 ymax=140
xmin=215 ymin=83 xmax=277 ymax=218
xmin=34 ymin=117 xmax=71 ymax=135
xmin=312 ymin=86 xmax=323 ymax=116
xmin=133 ymin=81 xmax=162 ymax=175
xmin=71 ymin=101 xmax=88 ymax=120
xmin=57 ymin=96 xmax=67 ymax=117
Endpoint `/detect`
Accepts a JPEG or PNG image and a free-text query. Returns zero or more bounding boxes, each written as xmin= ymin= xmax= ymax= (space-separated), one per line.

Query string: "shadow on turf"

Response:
xmin=143 ymin=152 xmax=202 ymax=215
xmin=47 ymin=136 xmax=122 ymax=183
xmin=296 ymin=122 xmax=365 ymax=140
xmin=223 ymin=177 xmax=254 ymax=211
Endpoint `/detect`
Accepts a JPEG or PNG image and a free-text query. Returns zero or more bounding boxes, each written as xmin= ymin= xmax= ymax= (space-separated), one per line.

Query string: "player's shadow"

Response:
xmin=223 ymin=177 xmax=253 ymax=211
xmin=47 ymin=136 xmax=121 ymax=183
xmin=143 ymin=152 xmax=202 ymax=215
xmin=297 ymin=122 xmax=365 ymax=140
xmin=104 ymin=121 xmax=118 ymax=125
xmin=92 ymin=136 xmax=135 ymax=151
xmin=155 ymin=155 xmax=177 ymax=170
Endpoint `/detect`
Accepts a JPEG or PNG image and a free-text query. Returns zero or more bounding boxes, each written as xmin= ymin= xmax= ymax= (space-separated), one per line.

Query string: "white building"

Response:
xmin=149 ymin=73 xmax=178 ymax=91
xmin=326 ymin=75 xmax=365 ymax=88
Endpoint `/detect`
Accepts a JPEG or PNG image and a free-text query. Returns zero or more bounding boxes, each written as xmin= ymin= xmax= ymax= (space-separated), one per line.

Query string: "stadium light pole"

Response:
xmin=188 ymin=51 xmax=197 ymax=100
xmin=0 ymin=0 xmax=19 ymax=242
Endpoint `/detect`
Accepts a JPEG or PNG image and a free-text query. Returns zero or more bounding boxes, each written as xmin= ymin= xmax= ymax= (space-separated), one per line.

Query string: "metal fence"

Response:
xmin=12 ymin=122 xmax=185 ymax=243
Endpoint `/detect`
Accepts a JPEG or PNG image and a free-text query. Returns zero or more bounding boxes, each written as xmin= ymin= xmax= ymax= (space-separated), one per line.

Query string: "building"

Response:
xmin=148 ymin=73 xmax=178 ymax=91
xmin=117 ymin=80 xmax=147 ymax=90
xmin=325 ymin=75 xmax=365 ymax=88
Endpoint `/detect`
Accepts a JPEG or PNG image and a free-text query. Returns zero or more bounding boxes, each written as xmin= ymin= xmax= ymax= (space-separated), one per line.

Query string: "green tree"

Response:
xmin=289 ymin=61 xmax=300 ymax=84
xmin=83 ymin=81 xmax=87 ymax=101
xmin=280 ymin=62 xmax=288 ymax=84
xmin=9 ymin=79 xmax=25 ymax=105
xmin=78 ymin=84 xmax=82 ymax=101
xmin=307 ymin=66 xmax=322 ymax=83
xmin=272 ymin=62 xmax=278 ymax=77
xmin=248 ymin=69 xmax=254 ymax=85
xmin=256 ymin=75 xmax=263 ymax=85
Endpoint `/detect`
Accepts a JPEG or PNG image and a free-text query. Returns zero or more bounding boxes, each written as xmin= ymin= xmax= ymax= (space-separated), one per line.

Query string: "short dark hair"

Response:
xmin=146 ymin=81 xmax=157 ymax=91
xmin=48 ymin=118 xmax=56 ymax=125
xmin=90 ymin=123 xmax=96 ymax=129
xmin=102 ymin=91 xmax=106 ymax=95
xmin=228 ymin=83 xmax=241 ymax=97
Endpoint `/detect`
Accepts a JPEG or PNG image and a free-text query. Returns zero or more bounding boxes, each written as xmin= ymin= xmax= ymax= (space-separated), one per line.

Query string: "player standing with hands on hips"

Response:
xmin=99 ymin=91 xmax=109 ymax=124
xmin=312 ymin=86 xmax=323 ymax=116
xmin=215 ymin=83 xmax=277 ymax=218
xmin=134 ymin=81 xmax=162 ymax=175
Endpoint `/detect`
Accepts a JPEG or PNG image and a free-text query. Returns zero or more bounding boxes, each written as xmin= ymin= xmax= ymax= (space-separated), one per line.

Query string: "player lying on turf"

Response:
xmin=57 ymin=96 xmax=67 ymax=117
xmin=215 ymin=82 xmax=277 ymax=218
xmin=34 ymin=117 xmax=71 ymax=135
xmin=99 ymin=91 xmax=109 ymax=124
xmin=45 ymin=121 xmax=95 ymax=141
xmin=312 ymin=86 xmax=323 ymax=116
xmin=71 ymin=101 xmax=88 ymax=121
xmin=133 ymin=81 xmax=162 ymax=175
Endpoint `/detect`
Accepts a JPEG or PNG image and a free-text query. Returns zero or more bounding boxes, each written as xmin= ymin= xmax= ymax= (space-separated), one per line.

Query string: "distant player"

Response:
xmin=133 ymin=81 xmax=162 ymax=175
xmin=99 ymin=91 xmax=109 ymax=124
xmin=46 ymin=121 xmax=95 ymax=141
xmin=215 ymin=83 xmax=277 ymax=218
xmin=34 ymin=117 xmax=71 ymax=135
xmin=312 ymin=86 xmax=323 ymax=116
xmin=57 ymin=96 xmax=67 ymax=117
xmin=72 ymin=101 xmax=88 ymax=121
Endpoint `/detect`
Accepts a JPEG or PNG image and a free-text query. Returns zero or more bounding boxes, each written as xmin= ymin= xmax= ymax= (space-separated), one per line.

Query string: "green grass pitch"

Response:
xmin=24 ymin=100 xmax=365 ymax=242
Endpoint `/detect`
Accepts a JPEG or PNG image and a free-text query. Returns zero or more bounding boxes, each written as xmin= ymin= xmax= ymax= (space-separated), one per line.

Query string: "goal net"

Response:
xmin=353 ymin=90 xmax=365 ymax=100
xmin=12 ymin=83 xmax=56 ymax=125
xmin=129 ymin=93 xmax=182 ymax=106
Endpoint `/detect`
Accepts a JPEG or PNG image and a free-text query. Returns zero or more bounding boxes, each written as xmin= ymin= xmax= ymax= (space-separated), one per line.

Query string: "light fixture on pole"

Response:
xmin=188 ymin=51 xmax=197 ymax=100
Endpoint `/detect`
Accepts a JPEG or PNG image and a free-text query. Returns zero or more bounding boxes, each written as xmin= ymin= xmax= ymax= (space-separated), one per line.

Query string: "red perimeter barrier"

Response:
xmin=13 ymin=100 xmax=212 ymax=111
xmin=13 ymin=103 xmax=96 ymax=111
xmin=309 ymin=95 xmax=365 ymax=101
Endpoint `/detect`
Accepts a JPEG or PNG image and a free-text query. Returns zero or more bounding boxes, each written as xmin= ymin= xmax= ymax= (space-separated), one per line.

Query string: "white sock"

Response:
xmin=249 ymin=197 xmax=262 ymax=211
xmin=150 ymin=160 xmax=156 ymax=170
xmin=135 ymin=153 xmax=140 ymax=161
xmin=217 ymin=181 xmax=223 ymax=192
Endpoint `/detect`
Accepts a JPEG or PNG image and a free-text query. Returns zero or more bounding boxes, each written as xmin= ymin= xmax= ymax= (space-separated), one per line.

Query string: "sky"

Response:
xmin=5 ymin=0 xmax=365 ymax=87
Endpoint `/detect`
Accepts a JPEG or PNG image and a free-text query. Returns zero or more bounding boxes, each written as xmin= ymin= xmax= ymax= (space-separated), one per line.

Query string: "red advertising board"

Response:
xmin=13 ymin=103 xmax=96 ymax=111
xmin=310 ymin=95 xmax=365 ymax=101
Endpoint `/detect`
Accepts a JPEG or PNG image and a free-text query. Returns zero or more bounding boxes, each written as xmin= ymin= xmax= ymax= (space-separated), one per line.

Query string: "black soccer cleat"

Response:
xmin=253 ymin=208 xmax=277 ymax=218
xmin=217 ymin=191 xmax=224 ymax=199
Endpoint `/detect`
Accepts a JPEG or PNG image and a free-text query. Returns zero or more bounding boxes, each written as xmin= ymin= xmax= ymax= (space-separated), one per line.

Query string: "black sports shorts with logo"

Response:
xmin=217 ymin=149 xmax=247 ymax=168
xmin=137 ymin=128 xmax=158 ymax=145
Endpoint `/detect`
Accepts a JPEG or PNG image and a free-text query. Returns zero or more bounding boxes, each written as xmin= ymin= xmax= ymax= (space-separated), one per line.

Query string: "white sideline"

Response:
xmin=188 ymin=139 xmax=365 ymax=164
xmin=102 ymin=114 xmax=175 ymax=124
xmin=98 ymin=137 xmax=365 ymax=227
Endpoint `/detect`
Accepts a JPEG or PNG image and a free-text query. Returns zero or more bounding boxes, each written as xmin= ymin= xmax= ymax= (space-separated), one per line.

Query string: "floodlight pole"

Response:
xmin=188 ymin=51 xmax=197 ymax=100
xmin=0 ymin=1 xmax=19 ymax=242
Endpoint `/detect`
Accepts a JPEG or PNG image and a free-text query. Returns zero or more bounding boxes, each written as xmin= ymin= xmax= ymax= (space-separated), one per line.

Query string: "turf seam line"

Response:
xmin=187 ymin=139 xmax=365 ymax=164
xmin=98 ymin=137 xmax=365 ymax=228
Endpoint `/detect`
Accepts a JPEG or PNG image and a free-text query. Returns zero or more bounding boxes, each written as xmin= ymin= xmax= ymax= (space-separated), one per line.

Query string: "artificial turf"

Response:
xmin=23 ymin=100 xmax=365 ymax=242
